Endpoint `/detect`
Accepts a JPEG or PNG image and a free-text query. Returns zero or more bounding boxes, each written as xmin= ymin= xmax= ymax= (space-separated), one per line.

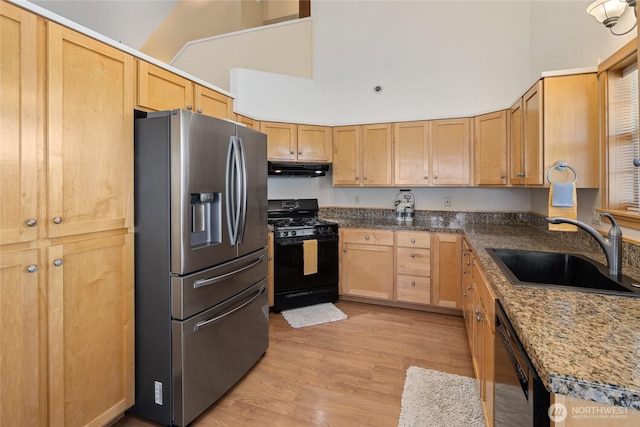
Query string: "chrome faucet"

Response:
xmin=545 ymin=213 xmax=622 ymax=277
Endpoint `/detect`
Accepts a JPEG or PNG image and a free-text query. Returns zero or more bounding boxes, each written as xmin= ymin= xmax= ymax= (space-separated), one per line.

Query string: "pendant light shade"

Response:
xmin=587 ymin=0 xmax=627 ymax=27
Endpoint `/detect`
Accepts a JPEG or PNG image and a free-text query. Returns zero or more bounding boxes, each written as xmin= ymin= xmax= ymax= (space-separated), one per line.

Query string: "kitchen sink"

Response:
xmin=486 ymin=248 xmax=640 ymax=297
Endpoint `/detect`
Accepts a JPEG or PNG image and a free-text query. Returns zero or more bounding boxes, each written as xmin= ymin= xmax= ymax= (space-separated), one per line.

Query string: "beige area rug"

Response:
xmin=281 ymin=303 xmax=347 ymax=328
xmin=398 ymin=366 xmax=486 ymax=427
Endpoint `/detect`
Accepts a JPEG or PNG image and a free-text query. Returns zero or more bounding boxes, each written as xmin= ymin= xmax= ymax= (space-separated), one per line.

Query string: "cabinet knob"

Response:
xmin=355 ymin=176 xmax=359 ymax=180
xmin=500 ymin=174 xmax=505 ymax=179
xmin=290 ymin=151 xmax=295 ymax=155
xmin=197 ymin=108 xmax=202 ymax=113
xmin=363 ymin=176 xmax=368 ymax=180
xmin=410 ymin=253 xmax=416 ymax=258
xmin=53 ymin=259 xmax=63 ymax=267
xmin=187 ymin=105 xmax=193 ymax=110
xmin=424 ymin=176 xmax=428 ymax=180
xmin=365 ymin=235 xmax=370 ymax=240
xmin=27 ymin=264 xmax=38 ymax=273
xmin=476 ymin=315 xmax=485 ymax=322
xmin=298 ymin=151 xmax=302 ymax=155
xmin=26 ymin=219 xmax=37 ymax=227
xmin=433 ymin=175 xmax=438 ymax=180
xmin=463 ymin=292 xmax=467 ymax=297
xmin=411 ymin=281 xmax=416 ymax=286
xmin=474 ymin=309 xmax=480 ymax=315
xmin=343 ymin=248 xmax=348 ymax=252
xmin=53 ymin=216 xmax=63 ymax=224
xmin=467 ymin=285 xmax=472 ymax=290
xmin=411 ymin=239 xmax=416 ymax=243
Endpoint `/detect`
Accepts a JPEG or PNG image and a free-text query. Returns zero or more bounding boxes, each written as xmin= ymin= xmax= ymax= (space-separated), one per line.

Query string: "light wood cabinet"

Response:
xmin=194 ymin=84 xmax=233 ymax=119
xmin=298 ymin=125 xmax=333 ymax=162
xmin=260 ymin=121 xmax=298 ymax=161
xmin=461 ymin=240 xmax=474 ymax=350
xmin=394 ymin=121 xmax=430 ymax=186
xmin=47 ymin=233 xmax=134 ymax=427
xmin=474 ymin=111 xmax=508 ymax=186
xmin=332 ymin=126 xmax=361 ymax=185
xmin=395 ymin=231 xmax=431 ymax=304
xmin=510 ymin=74 xmax=598 ymax=188
xmin=137 ymin=60 xmax=194 ymax=111
xmin=333 ymin=124 xmax=393 ymax=186
xmin=1 ymin=7 xmax=135 ymax=425
xmin=136 ymin=61 xmax=234 ymax=120
xmin=431 ymin=233 xmax=463 ymax=308
xmin=48 ymin=22 xmax=134 ymax=238
xmin=0 ymin=248 xmax=42 ymax=426
xmin=235 ymin=114 xmax=259 ymax=130
xmin=430 ymin=118 xmax=472 ymax=185
xmin=1 ymin=2 xmax=40 ymax=245
xmin=339 ymin=229 xmax=394 ymax=300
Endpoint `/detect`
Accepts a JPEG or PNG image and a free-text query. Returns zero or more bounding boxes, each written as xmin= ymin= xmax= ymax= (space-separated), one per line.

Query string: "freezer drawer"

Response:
xmin=171 ymin=280 xmax=269 ymax=426
xmin=171 ymin=248 xmax=267 ymax=320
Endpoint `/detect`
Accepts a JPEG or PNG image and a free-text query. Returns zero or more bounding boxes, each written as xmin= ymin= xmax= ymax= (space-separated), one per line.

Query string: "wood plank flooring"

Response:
xmin=114 ymin=301 xmax=474 ymax=427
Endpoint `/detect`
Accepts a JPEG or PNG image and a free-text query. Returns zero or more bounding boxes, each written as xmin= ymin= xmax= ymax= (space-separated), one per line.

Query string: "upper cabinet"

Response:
xmin=48 ymin=22 xmax=134 ymax=238
xmin=474 ymin=111 xmax=508 ymax=186
xmin=430 ymin=118 xmax=472 ymax=186
xmin=235 ymin=114 xmax=259 ymax=130
xmin=510 ymin=74 xmax=598 ymax=188
xmin=261 ymin=122 xmax=332 ymax=162
xmin=333 ymin=124 xmax=393 ymax=186
xmin=1 ymin=2 xmax=40 ymax=245
xmin=137 ymin=60 xmax=234 ymax=120
xmin=394 ymin=121 xmax=430 ymax=186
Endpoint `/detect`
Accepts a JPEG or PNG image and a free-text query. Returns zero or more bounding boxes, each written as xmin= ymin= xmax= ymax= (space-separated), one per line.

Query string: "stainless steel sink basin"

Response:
xmin=486 ymin=248 xmax=640 ymax=297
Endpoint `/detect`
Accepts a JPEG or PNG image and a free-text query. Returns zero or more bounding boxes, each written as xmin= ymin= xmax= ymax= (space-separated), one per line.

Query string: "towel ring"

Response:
xmin=546 ymin=161 xmax=577 ymax=184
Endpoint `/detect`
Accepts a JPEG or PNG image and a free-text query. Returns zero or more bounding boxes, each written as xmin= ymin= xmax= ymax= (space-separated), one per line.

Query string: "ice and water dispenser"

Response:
xmin=190 ymin=192 xmax=222 ymax=248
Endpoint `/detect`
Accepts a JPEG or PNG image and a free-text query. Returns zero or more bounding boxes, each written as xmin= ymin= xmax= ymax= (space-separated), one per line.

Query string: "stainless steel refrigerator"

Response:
xmin=130 ymin=109 xmax=268 ymax=426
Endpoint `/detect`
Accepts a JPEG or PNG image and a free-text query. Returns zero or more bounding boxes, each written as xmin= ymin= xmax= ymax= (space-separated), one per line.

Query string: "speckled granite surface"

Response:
xmin=321 ymin=208 xmax=640 ymax=410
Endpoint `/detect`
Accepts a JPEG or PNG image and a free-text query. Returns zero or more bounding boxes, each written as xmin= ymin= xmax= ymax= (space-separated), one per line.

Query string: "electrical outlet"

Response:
xmin=591 ymin=209 xmax=601 ymax=224
xmin=354 ymin=195 xmax=360 ymax=205
xmin=444 ymin=196 xmax=452 ymax=208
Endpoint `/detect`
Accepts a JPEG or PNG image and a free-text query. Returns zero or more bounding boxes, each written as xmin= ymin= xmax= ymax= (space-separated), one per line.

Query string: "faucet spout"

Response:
xmin=545 ymin=213 xmax=622 ymax=277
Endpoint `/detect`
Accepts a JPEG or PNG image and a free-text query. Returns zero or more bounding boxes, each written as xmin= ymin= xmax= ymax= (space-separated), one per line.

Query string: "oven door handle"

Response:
xmin=194 ymin=286 xmax=265 ymax=331
xmin=275 ymin=236 xmax=339 ymax=246
xmin=193 ymin=256 xmax=265 ymax=289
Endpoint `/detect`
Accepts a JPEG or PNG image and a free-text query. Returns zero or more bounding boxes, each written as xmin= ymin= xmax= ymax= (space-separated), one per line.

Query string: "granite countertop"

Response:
xmin=331 ymin=217 xmax=640 ymax=409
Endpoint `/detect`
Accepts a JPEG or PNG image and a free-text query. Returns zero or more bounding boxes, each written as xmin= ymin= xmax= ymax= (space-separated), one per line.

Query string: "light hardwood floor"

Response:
xmin=114 ymin=301 xmax=474 ymax=427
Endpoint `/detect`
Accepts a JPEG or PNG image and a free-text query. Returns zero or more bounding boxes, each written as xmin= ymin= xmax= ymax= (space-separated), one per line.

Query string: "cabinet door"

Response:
xmin=523 ymin=81 xmax=544 ymax=185
xmin=362 ymin=124 xmax=393 ymax=186
xmin=474 ymin=111 xmax=508 ymax=186
xmin=297 ymin=125 xmax=332 ymax=162
xmin=394 ymin=121 xmax=430 ymax=186
xmin=509 ymin=99 xmax=525 ymax=185
xmin=0 ymin=249 xmax=41 ymax=426
xmin=482 ymin=301 xmax=495 ymax=427
xmin=47 ymin=24 xmax=133 ymax=237
xmin=48 ymin=234 xmax=134 ymax=427
xmin=332 ymin=126 xmax=361 ymax=186
xmin=137 ymin=60 xmax=193 ymax=111
xmin=461 ymin=241 xmax=474 ymax=350
xmin=431 ymin=118 xmax=471 ymax=185
xmin=194 ymin=84 xmax=233 ymax=119
xmin=261 ymin=121 xmax=297 ymax=161
xmin=397 ymin=275 xmax=431 ymax=304
xmin=431 ymin=233 xmax=462 ymax=308
xmin=1 ymin=3 xmax=39 ymax=244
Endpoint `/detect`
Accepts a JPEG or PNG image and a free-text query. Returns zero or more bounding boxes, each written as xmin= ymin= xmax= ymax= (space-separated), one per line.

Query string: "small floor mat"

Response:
xmin=280 ymin=302 xmax=348 ymax=328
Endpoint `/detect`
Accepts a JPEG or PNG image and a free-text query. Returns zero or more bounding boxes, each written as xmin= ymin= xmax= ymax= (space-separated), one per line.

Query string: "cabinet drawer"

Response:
xmin=396 ymin=231 xmax=431 ymax=248
xmin=341 ymin=229 xmax=393 ymax=246
xmin=396 ymin=247 xmax=430 ymax=276
xmin=397 ymin=275 xmax=430 ymax=304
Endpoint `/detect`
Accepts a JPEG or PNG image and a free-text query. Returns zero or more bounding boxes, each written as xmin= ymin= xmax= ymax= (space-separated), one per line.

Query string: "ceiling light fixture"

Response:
xmin=587 ymin=0 xmax=637 ymax=35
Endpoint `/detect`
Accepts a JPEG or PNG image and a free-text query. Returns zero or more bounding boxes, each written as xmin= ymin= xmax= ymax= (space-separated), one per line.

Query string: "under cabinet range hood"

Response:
xmin=268 ymin=161 xmax=330 ymax=177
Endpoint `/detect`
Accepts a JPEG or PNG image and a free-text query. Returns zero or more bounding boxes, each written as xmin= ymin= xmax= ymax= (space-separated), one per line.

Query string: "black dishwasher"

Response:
xmin=495 ymin=301 xmax=550 ymax=426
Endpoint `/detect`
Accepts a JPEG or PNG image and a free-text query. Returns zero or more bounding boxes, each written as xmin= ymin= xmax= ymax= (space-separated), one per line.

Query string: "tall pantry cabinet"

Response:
xmin=1 ymin=2 xmax=134 ymax=426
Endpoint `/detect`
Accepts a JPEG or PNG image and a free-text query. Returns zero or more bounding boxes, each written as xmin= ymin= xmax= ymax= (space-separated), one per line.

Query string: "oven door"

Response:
xmin=274 ymin=234 xmax=338 ymax=293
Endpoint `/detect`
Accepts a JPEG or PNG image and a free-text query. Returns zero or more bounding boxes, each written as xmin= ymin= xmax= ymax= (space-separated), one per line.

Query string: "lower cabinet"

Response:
xmin=339 ymin=229 xmax=394 ymax=300
xmin=339 ymin=228 xmax=463 ymax=310
xmin=463 ymin=241 xmax=496 ymax=427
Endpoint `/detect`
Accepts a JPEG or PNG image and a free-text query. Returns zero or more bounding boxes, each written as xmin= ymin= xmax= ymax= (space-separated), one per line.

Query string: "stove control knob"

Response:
xmin=291 ymin=231 xmax=297 ymax=236
xmin=282 ymin=231 xmax=289 ymax=237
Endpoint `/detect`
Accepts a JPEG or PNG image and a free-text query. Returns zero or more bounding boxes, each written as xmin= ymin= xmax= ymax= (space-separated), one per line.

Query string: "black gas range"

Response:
xmin=268 ymin=199 xmax=339 ymax=311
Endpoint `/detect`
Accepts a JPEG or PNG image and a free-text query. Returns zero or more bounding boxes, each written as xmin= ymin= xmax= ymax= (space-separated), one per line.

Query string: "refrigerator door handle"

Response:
xmin=225 ymin=136 xmax=243 ymax=245
xmin=192 ymin=255 xmax=265 ymax=289
xmin=193 ymin=285 xmax=266 ymax=331
xmin=237 ymin=137 xmax=248 ymax=244
xmin=225 ymin=136 xmax=237 ymax=244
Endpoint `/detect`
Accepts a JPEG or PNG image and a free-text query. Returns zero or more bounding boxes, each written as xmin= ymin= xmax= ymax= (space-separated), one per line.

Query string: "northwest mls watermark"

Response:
xmin=548 ymin=402 xmax=630 ymax=423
